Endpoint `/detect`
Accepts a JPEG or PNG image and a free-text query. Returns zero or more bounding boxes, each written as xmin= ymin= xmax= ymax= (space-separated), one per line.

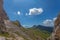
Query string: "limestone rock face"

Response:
xmin=47 ymin=14 xmax=60 ymax=40
xmin=0 ymin=0 xmax=8 ymax=32
xmin=0 ymin=0 xmax=8 ymax=20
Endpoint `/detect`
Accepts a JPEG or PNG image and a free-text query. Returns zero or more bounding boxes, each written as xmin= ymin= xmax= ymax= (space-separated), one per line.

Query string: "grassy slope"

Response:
xmin=19 ymin=27 xmax=51 ymax=40
xmin=12 ymin=21 xmax=51 ymax=40
xmin=0 ymin=21 xmax=50 ymax=40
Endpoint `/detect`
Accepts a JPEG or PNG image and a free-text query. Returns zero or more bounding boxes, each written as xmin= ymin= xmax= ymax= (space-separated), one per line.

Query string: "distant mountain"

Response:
xmin=32 ymin=25 xmax=53 ymax=32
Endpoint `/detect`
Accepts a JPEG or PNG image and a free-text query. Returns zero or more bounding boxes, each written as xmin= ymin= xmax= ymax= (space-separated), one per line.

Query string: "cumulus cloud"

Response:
xmin=28 ymin=8 xmax=43 ymax=15
xmin=42 ymin=17 xmax=57 ymax=26
xmin=17 ymin=11 xmax=21 ymax=15
xmin=53 ymin=17 xmax=57 ymax=22
xmin=43 ymin=19 xmax=53 ymax=26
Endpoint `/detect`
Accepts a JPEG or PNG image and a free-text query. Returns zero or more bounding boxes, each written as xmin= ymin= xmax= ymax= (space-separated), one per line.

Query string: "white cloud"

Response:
xmin=43 ymin=19 xmax=53 ymax=26
xmin=53 ymin=17 xmax=57 ymax=22
xmin=42 ymin=17 xmax=57 ymax=27
xmin=28 ymin=8 xmax=43 ymax=15
xmin=17 ymin=11 xmax=21 ymax=15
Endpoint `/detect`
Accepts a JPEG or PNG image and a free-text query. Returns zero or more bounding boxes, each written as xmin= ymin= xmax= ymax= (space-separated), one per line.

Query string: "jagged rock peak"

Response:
xmin=0 ymin=0 xmax=8 ymax=20
xmin=0 ymin=0 xmax=9 ymax=32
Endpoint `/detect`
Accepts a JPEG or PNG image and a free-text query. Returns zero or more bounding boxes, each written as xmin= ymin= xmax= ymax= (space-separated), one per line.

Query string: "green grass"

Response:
xmin=12 ymin=20 xmax=21 ymax=27
xmin=19 ymin=28 xmax=51 ymax=40
xmin=15 ymin=32 xmax=28 ymax=40
xmin=0 ymin=32 xmax=9 ymax=37
xmin=12 ymin=21 xmax=51 ymax=40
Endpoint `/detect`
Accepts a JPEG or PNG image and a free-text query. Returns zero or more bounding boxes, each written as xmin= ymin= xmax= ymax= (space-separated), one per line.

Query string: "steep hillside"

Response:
xmin=20 ymin=28 xmax=51 ymax=40
xmin=10 ymin=21 xmax=50 ymax=40
xmin=0 ymin=0 xmax=8 ymax=33
xmin=0 ymin=19 xmax=51 ymax=40
xmin=32 ymin=25 xmax=53 ymax=32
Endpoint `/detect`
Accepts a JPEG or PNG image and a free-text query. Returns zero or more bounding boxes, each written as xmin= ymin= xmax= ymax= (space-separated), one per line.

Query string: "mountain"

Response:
xmin=0 ymin=0 xmax=51 ymax=40
xmin=12 ymin=20 xmax=22 ymax=27
xmin=32 ymin=25 xmax=53 ymax=32
xmin=0 ymin=0 xmax=8 ymax=32
xmin=0 ymin=0 xmax=8 ymax=20
xmin=0 ymin=0 xmax=30 ymax=40
xmin=47 ymin=14 xmax=60 ymax=40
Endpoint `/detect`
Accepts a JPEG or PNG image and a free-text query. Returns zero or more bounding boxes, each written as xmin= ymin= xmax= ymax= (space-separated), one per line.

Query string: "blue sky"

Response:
xmin=3 ymin=0 xmax=60 ymax=27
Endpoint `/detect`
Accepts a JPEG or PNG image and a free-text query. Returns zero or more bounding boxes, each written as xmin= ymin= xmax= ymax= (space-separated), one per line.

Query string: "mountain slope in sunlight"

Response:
xmin=0 ymin=20 xmax=51 ymax=40
xmin=6 ymin=20 xmax=51 ymax=40
xmin=32 ymin=25 xmax=53 ymax=32
xmin=0 ymin=0 xmax=52 ymax=40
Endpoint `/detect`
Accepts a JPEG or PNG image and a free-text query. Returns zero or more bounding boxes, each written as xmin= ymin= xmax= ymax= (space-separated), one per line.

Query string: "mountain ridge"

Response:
xmin=32 ymin=25 xmax=53 ymax=32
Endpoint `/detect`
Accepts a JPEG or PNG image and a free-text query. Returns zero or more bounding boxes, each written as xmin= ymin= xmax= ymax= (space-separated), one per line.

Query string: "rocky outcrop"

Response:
xmin=0 ymin=0 xmax=8 ymax=20
xmin=0 ymin=0 xmax=8 ymax=32
xmin=4 ymin=20 xmax=33 ymax=40
xmin=0 ymin=0 xmax=33 ymax=40
xmin=47 ymin=14 xmax=60 ymax=40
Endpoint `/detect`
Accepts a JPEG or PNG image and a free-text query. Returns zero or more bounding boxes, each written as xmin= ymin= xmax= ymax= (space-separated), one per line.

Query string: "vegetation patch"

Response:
xmin=0 ymin=32 xmax=9 ymax=37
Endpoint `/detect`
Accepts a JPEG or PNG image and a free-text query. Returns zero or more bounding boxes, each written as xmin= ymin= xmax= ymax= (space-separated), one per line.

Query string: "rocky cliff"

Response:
xmin=47 ymin=14 xmax=60 ymax=40
xmin=0 ymin=0 xmax=33 ymax=40
xmin=0 ymin=0 xmax=8 ymax=32
xmin=0 ymin=0 xmax=8 ymax=20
